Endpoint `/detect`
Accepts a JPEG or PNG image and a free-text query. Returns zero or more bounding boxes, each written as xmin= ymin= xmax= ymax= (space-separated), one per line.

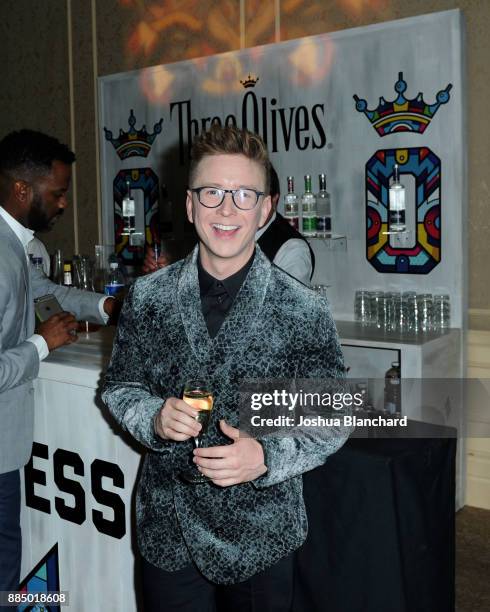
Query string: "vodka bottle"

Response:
xmin=52 ymin=249 xmax=64 ymax=284
xmin=122 ymin=180 xmax=135 ymax=235
xmin=301 ymin=175 xmax=317 ymax=237
xmin=283 ymin=176 xmax=299 ymax=230
xmin=104 ymin=262 xmax=125 ymax=298
xmin=384 ymin=361 xmax=401 ymax=414
xmin=389 ymin=164 xmax=406 ymax=232
xmin=316 ymin=173 xmax=331 ymax=237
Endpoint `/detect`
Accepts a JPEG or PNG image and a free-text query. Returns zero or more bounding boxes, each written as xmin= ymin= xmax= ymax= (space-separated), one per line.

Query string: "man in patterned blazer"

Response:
xmin=0 ymin=129 xmax=115 ymax=600
xmin=103 ymin=125 xmax=348 ymax=611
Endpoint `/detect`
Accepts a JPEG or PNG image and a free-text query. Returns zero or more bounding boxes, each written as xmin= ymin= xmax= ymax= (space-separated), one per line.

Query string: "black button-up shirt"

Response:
xmin=198 ymin=251 xmax=255 ymax=339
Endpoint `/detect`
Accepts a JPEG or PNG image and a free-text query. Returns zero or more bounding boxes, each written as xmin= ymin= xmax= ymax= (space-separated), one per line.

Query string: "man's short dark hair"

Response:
xmin=0 ymin=129 xmax=75 ymax=184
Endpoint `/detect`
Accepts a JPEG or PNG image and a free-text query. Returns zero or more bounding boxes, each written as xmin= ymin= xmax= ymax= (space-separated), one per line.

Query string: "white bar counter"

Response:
xmin=21 ymin=327 xmax=142 ymax=611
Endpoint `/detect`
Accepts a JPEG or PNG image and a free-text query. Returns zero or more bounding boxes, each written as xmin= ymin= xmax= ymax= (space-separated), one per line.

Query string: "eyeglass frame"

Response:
xmin=189 ymin=186 xmax=266 ymax=210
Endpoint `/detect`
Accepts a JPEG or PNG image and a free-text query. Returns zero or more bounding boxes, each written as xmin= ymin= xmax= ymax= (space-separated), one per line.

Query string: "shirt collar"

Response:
xmin=0 ymin=206 xmax=34 ymax=250
xmin=198 ymin=249 xmax=256 ymax=301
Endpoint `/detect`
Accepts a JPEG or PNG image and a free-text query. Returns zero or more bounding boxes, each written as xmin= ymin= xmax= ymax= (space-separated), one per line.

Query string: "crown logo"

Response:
xmin=353 ymin=73 xmax=452 ymax=136
xmin=104 ymin=110 xmax=163 ymax=159
xmin=240 ymin=74 xmax=259 ymax=88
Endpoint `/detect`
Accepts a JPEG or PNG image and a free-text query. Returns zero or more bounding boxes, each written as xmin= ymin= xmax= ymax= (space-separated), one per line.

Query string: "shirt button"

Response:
xmin=217 ymin=296 xmax=223 ymax=303
xmin=217 ymin=282 xmax=223 ymax=287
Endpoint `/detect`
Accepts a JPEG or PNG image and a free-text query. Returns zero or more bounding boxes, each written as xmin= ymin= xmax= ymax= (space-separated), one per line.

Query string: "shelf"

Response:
xmin=306 ymin=234 xmax=347 ymax=251
xmin=335 ymin=320 xmax=460 ymax=347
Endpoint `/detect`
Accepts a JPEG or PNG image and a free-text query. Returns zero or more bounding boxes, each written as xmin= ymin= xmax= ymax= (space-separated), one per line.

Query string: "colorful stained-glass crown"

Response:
xmin=353 ymin=73 xmax=452 ymax=136
xmin=104 ymin=109 xmax=163 ymax=159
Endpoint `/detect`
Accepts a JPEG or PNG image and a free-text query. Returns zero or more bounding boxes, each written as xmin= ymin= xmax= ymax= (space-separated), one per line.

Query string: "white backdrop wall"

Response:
xmin=99 ymin=9 xmax=465 ymax=325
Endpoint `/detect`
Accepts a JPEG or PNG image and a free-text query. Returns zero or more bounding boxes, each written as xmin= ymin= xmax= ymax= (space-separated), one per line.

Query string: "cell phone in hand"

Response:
xmin=34 ymin=294 xmax=63 ymax=323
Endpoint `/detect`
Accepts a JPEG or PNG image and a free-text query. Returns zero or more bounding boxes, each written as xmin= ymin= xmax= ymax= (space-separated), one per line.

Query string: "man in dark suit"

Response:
xmin=103 ymin=125 xmax=347 ymax=611
xmin=0 ymin=130 xmax=114 ymax=599
xmin=257 ymin=165 xmax=315 ymax=285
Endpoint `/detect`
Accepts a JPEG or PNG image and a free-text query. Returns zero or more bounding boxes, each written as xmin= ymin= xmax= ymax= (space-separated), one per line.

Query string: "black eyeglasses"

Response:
xmin=190 ymin=186 xmax=265 ymax=210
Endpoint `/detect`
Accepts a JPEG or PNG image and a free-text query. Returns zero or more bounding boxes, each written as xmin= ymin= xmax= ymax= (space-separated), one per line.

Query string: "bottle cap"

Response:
xmin=109 ymin=262 xmax=118 ymax=269
xmin=63 ymin=263 xmax=71 ymax=272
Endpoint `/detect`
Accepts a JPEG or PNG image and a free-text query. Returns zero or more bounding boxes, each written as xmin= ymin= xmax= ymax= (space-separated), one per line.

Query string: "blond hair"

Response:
xmin=189 ymin=125 xmax=270 ymax=193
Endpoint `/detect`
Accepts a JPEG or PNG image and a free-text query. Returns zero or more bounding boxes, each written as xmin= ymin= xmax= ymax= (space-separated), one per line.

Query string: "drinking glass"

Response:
xmin=384 ymin=292 xmax=398 ymax=331
xmin=354 ymin=290 xmax=371 ymax=326
xmin=433 ymin=294 xmax=450 ymax=330
xmin=94 ymin=245 xmax=115 ymax=292
xmin=377 ymin=294 xmax=395 ymax=331
xmin=51 ymin=249 xmax=63 ymax=284
xmin=393 ymin=295 xmax=409 ymax=333
xmin=180 ymin=379 xmax=214 ymax=484
xmin=371 ymin=291 xmax=384 ymax=329
xmin=417 ymin=294 xmax=433 ymax=333
xmin=75 ymin=255 xmax=95 ymax=291
xmin=402 ymin=291 xmax=417 ymax=333
xmin=75 ymin=256 xmax=99 ymax=333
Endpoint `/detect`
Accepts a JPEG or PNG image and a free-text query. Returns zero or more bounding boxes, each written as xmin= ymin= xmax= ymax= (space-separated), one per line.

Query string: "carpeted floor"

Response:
xmin=456 ymin=506 xmax=490 ymax=611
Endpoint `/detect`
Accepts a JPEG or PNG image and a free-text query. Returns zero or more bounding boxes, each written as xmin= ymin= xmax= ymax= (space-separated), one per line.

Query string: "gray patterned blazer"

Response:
xmin=0 ymin=215 xmax=107 ymax=474
xmin=102 ymin=245 xmax=348 ymax=584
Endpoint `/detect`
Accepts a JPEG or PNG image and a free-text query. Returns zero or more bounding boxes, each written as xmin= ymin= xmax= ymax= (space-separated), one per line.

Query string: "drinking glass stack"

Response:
xmin=354 ymin=290 xmax=450 ymax=333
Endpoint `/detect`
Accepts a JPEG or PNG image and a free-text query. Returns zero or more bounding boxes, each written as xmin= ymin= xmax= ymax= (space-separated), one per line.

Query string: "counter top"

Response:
xmin=38 ymin=327 xmax=115 ymax=388
xmin=38 ymin=322 xmax=462 ymax=387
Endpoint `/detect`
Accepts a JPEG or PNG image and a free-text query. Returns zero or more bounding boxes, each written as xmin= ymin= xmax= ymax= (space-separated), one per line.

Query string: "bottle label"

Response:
xmin=104 ymin=283 xmax=125 ymax=297
xmin=389 ymin=210 xmax=406 ymax=226
xmin=389 ymin=187 xmax=405 ymax=211
xmin=302 ymin=217 xmax=317 ymax=233
xmin=122 ymin=197 xmax=135 ymax=217
xmin=63 ymin=273 xmax=72 ymax=286
xmin=316 ymin=217 xmax=331 ymax=232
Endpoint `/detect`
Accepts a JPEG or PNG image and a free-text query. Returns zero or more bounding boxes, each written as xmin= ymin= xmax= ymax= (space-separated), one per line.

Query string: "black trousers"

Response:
xmin=141 ymin=553 xmax=294 ymax=612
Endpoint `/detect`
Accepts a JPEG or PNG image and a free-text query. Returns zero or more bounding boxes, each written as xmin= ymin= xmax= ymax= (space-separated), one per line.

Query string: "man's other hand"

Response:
xmin=103 ymin=296 xmax=122 ymax=325
xmin=154 ymin=397 xmax=202 ymax=441
xmin=37 ymin=312 xmax=79 ymax=350
xmin=193 ymin=420 xmax=267 ymax=487
xmin=141 ymin=249 xmax=170 ymax=275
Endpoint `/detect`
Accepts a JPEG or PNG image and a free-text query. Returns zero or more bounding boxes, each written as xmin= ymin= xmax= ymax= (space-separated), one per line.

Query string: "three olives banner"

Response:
xmin=99 ymin=9 xmax=465 ymax=326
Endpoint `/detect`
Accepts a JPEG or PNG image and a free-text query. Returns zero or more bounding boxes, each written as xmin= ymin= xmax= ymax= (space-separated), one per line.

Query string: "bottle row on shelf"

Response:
xmin=282 ymin=165 xmax=407 ymax=240
xmin=32 ymin=250 xmax=127 ymax=299
xmin=283 ymin=173 xmax=332 ymax=238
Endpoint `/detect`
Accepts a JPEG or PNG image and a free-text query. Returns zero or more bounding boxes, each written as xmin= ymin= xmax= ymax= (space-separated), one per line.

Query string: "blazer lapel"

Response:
xmin=176 ymin=247 xmax=213 ymax=365
xmin=176 ymin=244 xmax=272 ymax=369
xmin=212 ymin=246 xmax=271 ymax=359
